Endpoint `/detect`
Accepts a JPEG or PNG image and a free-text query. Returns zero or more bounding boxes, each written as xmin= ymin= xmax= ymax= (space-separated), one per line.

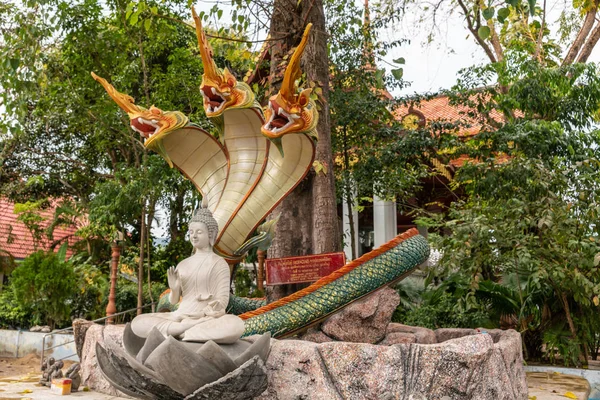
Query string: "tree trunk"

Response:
xmin=265 ymin=0 xmax=340 ymax=302
xmin=563 ymin=4 xmax=598 ymax=65
xmin=146 ymin=200 xmax=156 ymax=312
xmin=559 ymin=290 xmax=588 ymax=366
xmin=137 ymin=206 xmax=146 ymax=315
xmin=576 ymin=22 xmax=600 ymax=63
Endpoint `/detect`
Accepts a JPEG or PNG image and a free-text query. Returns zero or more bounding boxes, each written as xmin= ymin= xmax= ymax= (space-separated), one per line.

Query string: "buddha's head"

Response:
xmin=189 ymin=201 xmax=219 ymax=251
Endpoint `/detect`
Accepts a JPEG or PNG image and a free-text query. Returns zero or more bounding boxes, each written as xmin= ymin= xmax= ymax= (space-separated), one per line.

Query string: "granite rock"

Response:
xmin=298 ymin=327 xmax=335 ymax=343
xmin=378 ymin=331 xmax=416 ymax=345
xmin=80 ymin=324 xmax=130 ymax=398
xmin=321 ymin=286 xmax=400 ymax=344
xmin=255 ymin=339 xmax=342 ymax=400
xmin=386 ymin=323 xmax=436 ymax=344
xmin=259 ymin=329 xmax=527 ymax=400
xmin=72 ymin=319 xmax=94 ymax=359
xmin=435 ymin=327 xmax=476 ymax=343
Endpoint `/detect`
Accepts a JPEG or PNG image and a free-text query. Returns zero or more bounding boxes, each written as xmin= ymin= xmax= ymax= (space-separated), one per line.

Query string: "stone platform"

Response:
xmin=76 ymin=288 xmax=528 ymax=399
xmin=78 ymin=323 xmax=527 ymax=399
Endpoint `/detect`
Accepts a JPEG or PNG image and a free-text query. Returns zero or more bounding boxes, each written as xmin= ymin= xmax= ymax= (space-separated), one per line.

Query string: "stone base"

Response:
xmin=79 ymin=322 xmax=527 ymax=400
xmin=259 ymin=329 xmax=528 ymax=400
xmin=79 ymin=323 xmax=130 ymax=398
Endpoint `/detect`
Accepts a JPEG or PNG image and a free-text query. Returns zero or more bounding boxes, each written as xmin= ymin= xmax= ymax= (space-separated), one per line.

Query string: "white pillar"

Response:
xmin=342 ymin=187 xmax=359 ymax=260
xmin=373 ymin=195 xmax=397 ymax=247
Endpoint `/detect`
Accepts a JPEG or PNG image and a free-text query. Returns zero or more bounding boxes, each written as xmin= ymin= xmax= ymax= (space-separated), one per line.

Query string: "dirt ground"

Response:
xmin=0 ymin=354 xmax=41 ymax=379
xmin=0 ymin=355 xmax=76 ymax=379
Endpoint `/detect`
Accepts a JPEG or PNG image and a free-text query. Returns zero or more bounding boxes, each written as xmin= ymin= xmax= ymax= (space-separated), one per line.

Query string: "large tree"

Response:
xmin=266 ymin=0 xmax=340 ymax=260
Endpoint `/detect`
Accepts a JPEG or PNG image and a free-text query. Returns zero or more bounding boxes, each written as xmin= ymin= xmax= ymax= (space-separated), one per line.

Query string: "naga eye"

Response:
xmin=227 ymin=78 xmax=235 ymax=87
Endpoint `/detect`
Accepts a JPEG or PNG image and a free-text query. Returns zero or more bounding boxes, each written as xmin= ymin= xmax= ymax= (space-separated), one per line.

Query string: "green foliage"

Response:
xmin=404 ymin=59 xmax=600 ymax=365
xmin=112 ymin=280 xmax=167 ymax=323
xmin=233 ymin=267 xmax=262 ymax=298
xmin=394 ymin=291 xmax=490 ymax=329
xmin=10 ymin=250 xmax=77 ymax=329
xmin=0 ymin=283 xmax=35 ymax=329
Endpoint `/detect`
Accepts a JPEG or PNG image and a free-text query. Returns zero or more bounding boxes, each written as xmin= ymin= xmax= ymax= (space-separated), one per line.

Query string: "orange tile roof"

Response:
xmin=0 ymin=198 xmax=79 ymax=260
xmin=395 ymin=94 xmax=512 ymax=169
xmin=395 ymin=94 xmax=505 ymax=137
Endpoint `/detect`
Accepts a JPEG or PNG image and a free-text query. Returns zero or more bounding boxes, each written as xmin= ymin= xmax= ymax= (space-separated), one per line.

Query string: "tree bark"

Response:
xmin=266 ymin=0 xmax=341 ymax=302
xmin=137 ymin=206 xmax=146 ymax=315
xmin=576 ymin=22 xmax=600 ymax=63
xmin=563 ymin=4 xmax=598 ymax=66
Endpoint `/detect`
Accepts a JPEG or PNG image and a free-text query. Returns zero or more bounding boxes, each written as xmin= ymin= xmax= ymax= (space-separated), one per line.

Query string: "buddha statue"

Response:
xmin=130 ymin=202 xmax=245 ymax=344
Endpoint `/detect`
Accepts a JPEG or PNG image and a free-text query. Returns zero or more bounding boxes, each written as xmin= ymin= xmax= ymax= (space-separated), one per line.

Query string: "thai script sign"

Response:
xmin=266 ymin=252 xmax=346 ymax=285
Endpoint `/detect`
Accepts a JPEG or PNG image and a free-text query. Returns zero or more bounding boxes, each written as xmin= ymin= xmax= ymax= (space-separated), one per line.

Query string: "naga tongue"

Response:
xmin=131 ymin=118 xmax=155 ymax=137
xmin=270 ymin=115 xmax=288 ymax=128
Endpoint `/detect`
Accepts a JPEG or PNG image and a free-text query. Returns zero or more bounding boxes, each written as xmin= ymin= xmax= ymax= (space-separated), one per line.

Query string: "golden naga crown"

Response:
xmin=192 ymin=7 xmax=254 ymax=118
xmin=261 ymin=24 xmax=319 ymax=142
xmin=90 ymin=72 xmax=188 ymax=165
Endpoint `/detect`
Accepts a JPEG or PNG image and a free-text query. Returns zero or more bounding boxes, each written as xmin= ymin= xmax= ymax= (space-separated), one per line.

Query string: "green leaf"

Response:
xmin=506 ymin=0 xmax=519 ymax=6
xmin=478 ymin=26 xmax=491 ymax=40
xmin=391 ymin=68 xmax=404 ymax=81
xmin=150 ymin=6 xmax=157 ymax=14
xmin=393 ymin=57 xmax=405 ymax=65
xmin=528 ymin=0 xmax=536 ymax=15
xmin=57 ymin=242 xmax=68 ymax=263
xmin=497 ymin=7 xmax=510 ymax=23
xmin=482 ymin=7 xmax=495 ymax=20
xmin=129 ymin=12 xmax=139 ymax=26
xmin=144 ymin=19 xmax=151 ymax=31
xmin=9 ymin=58 xmax=19 ymax=71
xmin=217 ymin=9 xmax=223 ymax=19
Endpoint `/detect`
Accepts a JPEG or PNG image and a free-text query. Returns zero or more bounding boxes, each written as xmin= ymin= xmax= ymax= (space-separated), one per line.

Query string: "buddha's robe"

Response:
xmin=131 ymin=251 xmax=244 ymax=344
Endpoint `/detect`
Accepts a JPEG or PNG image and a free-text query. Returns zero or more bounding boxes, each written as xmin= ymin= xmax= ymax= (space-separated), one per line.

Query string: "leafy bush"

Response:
xmin=10 ymin=249 xmax=77 ymax=329
xmin=0 ymin=283 xmax=35 ymax=329
xmin=393 ymin=291 xmax=490 ymax=330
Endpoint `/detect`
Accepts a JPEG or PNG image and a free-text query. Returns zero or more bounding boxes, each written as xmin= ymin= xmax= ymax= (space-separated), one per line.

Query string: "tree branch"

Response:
xmin=563 ymin=2 xmax=598 ymax=66
xmin=456 ymin=0 xmax=497 ymax=63
xmin=576 ymin=20 xmax=600 ymax=63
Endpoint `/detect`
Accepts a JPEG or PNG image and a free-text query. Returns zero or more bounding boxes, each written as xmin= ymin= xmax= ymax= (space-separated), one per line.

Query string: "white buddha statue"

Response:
xmin=131 ymin=202 xmax=245 ymax=344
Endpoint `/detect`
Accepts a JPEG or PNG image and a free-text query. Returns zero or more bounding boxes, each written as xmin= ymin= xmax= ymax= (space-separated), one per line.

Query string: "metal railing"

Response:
xmin=40 ymin=303 xmax=155 ymax=371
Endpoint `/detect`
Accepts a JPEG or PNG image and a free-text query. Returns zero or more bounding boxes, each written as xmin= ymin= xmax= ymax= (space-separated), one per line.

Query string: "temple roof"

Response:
xmin=0 ymin=198 xmax=79 ymax=260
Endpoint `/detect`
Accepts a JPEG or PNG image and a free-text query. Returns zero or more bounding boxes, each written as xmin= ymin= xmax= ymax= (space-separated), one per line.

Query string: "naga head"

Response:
xmin=262 ymin=24 xmax=318 ymax=147
xmin=192 ymin=7 xmax=254 ymax=117
xmin=91 ymin=72 xmax=188 ymax=164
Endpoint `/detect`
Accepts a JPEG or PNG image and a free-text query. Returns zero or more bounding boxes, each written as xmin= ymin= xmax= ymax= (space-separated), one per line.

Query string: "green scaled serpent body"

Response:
xmin=239 ymin=230 xmax=430 ymax=338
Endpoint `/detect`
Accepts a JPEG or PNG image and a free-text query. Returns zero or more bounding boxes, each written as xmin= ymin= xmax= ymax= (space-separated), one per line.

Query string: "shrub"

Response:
xmin=10 ymin=250 xmax=77 ymax=329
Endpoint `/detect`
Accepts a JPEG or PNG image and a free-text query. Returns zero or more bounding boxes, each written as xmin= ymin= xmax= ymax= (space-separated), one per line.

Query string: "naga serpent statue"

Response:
xmin=92 ymin=10 xmax=430 ymax=340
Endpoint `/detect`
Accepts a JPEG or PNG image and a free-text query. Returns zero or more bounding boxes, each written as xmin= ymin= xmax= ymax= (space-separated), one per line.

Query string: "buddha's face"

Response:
xmin=189 ymin=222 xmax=211 ymax=252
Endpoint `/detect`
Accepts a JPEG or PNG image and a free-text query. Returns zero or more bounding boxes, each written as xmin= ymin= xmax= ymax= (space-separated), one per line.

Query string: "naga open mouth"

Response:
xmin=201 ymin=86 xmax=226 ymax=114
xmin=131 ymin=117 xmax=160 ymax=138
xmin=264 ymin=100 xmax=300 ymax=134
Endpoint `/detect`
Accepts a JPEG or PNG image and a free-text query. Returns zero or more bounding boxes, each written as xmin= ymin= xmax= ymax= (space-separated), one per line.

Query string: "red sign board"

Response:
xmin=266 ymin=252 xmax=346 ymax=285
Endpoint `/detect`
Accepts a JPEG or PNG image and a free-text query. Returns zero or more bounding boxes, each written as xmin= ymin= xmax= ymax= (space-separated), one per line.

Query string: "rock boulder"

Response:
xmin=257 ymin=329 xmax=527 ymax=400
xmin=321 ymin=286 xmax=400 ymax=344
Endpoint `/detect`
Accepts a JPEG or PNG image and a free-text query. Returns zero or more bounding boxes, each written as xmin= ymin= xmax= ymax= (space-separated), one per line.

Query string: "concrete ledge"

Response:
xmin=0 ymin=329 xmax=78 ymax=361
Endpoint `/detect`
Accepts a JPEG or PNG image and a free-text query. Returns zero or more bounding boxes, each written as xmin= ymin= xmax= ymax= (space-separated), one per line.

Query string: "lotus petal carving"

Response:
xmin=96 ymin=324 xmax=270 ymax=399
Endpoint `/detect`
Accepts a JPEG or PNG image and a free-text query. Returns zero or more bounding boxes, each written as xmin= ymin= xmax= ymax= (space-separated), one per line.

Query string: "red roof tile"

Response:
xmin=0 ymin=199 xmax=80 ymax=260
xmin=395 ymin=94 xmax=505 ymax=137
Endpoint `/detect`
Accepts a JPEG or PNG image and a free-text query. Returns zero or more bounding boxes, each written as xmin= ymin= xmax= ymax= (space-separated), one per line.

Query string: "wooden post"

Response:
xmin=257 ymin=249 xmax=266 ymax=292
xmin=106 ymin=243 xmax=120 ymax=324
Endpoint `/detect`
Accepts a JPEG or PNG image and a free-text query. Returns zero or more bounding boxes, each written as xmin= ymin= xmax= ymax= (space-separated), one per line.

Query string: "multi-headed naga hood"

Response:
xmin=92 ymin=13 xmax=317 ymax=262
